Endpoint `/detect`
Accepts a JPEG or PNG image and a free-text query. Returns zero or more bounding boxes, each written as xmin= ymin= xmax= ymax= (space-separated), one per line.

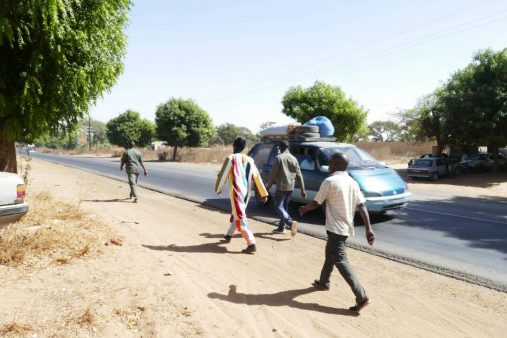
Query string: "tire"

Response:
xmin=296 ymin=132 xmax=321 ymax=138
xmin=295 ymin=125 xmax=319 ymax=133
xmin=430 ymin=173 xmax=439 ymax=181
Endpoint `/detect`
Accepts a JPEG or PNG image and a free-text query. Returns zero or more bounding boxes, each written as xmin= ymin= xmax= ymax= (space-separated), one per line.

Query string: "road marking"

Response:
xmin=406 ymin=207 xmax=507 ymax=225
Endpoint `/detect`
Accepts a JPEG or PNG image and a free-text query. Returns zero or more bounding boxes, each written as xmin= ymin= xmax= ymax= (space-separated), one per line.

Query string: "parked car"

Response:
xmin=407 ymin=157 xmax=456 ymax=181
xmin=467 ymin=153 xmax=493 ymax=172
xmin=0 ymin=172 xmax=28 ymax=227
xmin=248 ymin=140 xmax=411 ymax=213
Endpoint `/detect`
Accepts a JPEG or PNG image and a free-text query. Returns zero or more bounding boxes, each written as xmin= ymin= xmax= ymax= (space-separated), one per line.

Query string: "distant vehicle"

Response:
xmin=467 ymin=153 xmax=493 ymax=172
xmin=407 ymin=157 xmax=457 ymax=181
xmin=0 ymin=172 xmax=29 ymax=227
xmin=249 ymin=139 xmax=411 ymax=213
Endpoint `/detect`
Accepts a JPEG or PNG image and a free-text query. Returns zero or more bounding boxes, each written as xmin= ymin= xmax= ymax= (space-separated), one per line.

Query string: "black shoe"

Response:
xmin=312 ymin=279 xmax=330 ymax=290
xmin=241 ymin=244 xmax=256 ymax=254
xmin=349 ymin=298 xmax=370 ymax=314
xmin=222 ymin=235 xmax=232 ymax=243
xmin=272 ymin=228 xmax=286 ymax=234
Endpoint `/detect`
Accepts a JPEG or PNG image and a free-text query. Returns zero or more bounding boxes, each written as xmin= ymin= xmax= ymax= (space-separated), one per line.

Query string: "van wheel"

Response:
xmin=430 ymin=173 xmax=439 ymax=181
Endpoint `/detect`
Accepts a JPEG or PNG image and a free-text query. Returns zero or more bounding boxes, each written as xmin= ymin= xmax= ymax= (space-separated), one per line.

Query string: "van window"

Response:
xmin=250 ymin=143 xmax=275 ymax=168
xmin=436 ymin=159 xmax=443 ymax=166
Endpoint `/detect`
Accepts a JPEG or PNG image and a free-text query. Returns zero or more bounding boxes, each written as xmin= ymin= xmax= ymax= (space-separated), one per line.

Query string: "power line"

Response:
xmin=203 ymin=9 xmax=507 ymax=104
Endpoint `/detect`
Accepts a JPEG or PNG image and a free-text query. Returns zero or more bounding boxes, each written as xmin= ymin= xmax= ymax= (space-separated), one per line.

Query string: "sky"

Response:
xmin=90 ymin=0 xmax=507 ymax=133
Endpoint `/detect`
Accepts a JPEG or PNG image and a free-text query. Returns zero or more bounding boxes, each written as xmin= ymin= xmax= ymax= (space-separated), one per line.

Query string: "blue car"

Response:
xmin=248 ymin=140 xmax=411 ymax=213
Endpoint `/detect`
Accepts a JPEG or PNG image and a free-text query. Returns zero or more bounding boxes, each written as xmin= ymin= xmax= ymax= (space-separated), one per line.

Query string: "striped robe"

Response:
xmin=215 ymin=153 xmax=268 ymax=245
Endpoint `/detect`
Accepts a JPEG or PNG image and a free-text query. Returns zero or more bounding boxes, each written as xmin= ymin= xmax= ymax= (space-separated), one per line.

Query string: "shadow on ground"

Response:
xmin=208 ymin=284 xmax=356 ymax=316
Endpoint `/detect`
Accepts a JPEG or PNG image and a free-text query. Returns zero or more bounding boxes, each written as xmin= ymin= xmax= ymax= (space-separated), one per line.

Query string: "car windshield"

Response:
xmin=413 ymin=159 xmax=432 ymax=167
xmin=319 ymin=147 xmax=385 ymax=170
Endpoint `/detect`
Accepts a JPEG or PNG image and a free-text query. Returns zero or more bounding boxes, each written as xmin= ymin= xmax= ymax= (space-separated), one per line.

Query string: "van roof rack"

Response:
xmin=261 ymin=135 xmax=336 ymax=142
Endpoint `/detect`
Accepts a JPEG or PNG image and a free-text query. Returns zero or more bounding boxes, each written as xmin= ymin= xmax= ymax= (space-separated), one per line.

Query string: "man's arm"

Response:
xmin=295 ymin=161 xmax=307 ymax=199
xmin=120 ymin=152 xmax=126 ymax=171
xmin=215 ymin=156 xmax=231 ymax=193
xmin=358 ymin=203 xmax=375 ymax=245
xmin=298 ymin=200 xmax=320 ymax=215
xmin=266 ymin=157 xmax=280 ymax=190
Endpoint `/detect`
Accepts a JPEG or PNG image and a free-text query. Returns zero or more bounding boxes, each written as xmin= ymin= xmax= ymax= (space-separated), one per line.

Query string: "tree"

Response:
xmin=259 ymin=121 xmax=276 ymax=131
xmin=281 ymin=81 xmax=368 ymax=142
xmin=216 ymin=123 xmax=258 ymax=146
xmin=0 ymin=1 xmax=131 ymax=172
xmin=106 ymin=110 xmax=155 ymax=147
xmin=439 ymin=48 xmax=507 ymax=168
xmin=367 ymin=120 xmax=401 ymax=142
xmin=155 ymin=98 xmax=215 ymax=160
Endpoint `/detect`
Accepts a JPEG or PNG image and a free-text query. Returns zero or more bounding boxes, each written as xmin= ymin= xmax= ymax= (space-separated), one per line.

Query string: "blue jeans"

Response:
xmin=274 ymin=191 xmax=293 ymax=230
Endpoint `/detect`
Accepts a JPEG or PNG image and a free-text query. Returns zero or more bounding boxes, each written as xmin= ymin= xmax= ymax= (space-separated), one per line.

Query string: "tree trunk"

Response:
xmin=0 ymin=126 xmax=17 ymax=173
xmin=172 ymin=145 xmax=178 ymax=161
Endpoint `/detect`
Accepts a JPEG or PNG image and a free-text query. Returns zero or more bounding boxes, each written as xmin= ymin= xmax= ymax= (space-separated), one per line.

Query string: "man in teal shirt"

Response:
xmin=120 ymin=141 xmax=148 ymax=202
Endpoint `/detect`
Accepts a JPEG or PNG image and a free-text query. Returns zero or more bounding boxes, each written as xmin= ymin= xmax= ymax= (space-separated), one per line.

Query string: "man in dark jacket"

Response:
xmin=120 ymin=141 xmax=148 ymax=202
xmin=267 ymin=140 xmax=306 ymax=236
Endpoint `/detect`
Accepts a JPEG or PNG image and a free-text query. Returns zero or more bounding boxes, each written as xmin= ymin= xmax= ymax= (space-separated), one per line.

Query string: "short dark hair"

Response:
xmin=279 ymin=140 xmax=289 ymax=151
xmin=233 ymin=137 xmax=246 ymax=153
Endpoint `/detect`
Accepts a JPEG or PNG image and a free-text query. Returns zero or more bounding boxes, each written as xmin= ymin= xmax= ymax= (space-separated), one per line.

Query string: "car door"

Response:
xmin=436 ymin=159 xmax=447 ymax=175
xmin=249 ymin=142 xmax=277 ymax=183
xmin=289 ymin=146 xmax=326 ymax=202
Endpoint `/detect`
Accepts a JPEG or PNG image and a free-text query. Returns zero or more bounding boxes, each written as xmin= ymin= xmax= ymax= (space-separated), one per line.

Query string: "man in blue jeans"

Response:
xmin=267 ymin=141 xmax=306 ymax=236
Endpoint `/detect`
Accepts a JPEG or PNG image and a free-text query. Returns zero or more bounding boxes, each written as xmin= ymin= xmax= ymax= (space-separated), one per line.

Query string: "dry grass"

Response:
xmin=0 ymin=192 xmax=107 ymax=267
xmin=355 ymin=141 xmax=435 ymax=163
xmin=0 ymin=321 xmax=32 ymax=337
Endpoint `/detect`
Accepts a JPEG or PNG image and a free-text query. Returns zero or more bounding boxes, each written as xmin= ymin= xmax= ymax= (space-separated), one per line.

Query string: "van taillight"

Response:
xmin=15 ymin=184 xmax=26 ymax=203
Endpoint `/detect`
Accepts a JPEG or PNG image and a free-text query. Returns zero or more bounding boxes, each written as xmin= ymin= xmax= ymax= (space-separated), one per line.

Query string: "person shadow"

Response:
xmin=199 ymin=232 xmax=291 ymax=243
xmin=208 ymin=285 xmax=355 ymax=316
xmin=81 ymin=198 xmax=132 ymax=203
xmin=142 ymin=242 xmax=242 ymax=255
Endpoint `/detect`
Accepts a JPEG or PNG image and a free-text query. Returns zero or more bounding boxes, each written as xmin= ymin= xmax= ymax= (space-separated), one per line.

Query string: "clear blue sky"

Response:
xmin=90 ymin=0 xmax=507 ymax=132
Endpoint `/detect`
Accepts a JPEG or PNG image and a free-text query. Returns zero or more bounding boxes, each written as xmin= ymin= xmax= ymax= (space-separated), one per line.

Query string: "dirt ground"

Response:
xmin=1 ymin=158 xmax=506 ymax=337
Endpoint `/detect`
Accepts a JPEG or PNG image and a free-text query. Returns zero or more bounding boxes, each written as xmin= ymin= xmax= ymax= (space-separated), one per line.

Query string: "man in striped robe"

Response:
xmin=215 ymin=137 xmax=268 ymax=254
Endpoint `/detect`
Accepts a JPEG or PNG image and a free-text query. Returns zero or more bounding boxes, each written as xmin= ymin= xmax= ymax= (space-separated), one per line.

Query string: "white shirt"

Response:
xmin=314 ymin=171 xmax=366 ymax=236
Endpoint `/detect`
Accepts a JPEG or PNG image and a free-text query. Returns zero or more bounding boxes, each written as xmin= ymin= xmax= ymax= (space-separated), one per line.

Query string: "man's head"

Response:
xmin=233 ymin=137 xmax=246 ymax=153
xmin=329 ymin=152 xmax=349 ymax=173
xmin=125 ymin=141 xmax=135 ymax=149
xmin=278 ymin=140 xmax=289 ymax=152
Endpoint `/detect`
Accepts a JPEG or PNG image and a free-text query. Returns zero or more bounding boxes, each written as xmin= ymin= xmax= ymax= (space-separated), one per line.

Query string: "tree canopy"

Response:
xmin=367 ymin=120 xmax=401 ymax=142
xmin=0 ymin=0 xmax=131 ymax=172
xmin=281 ymin=81 xmax=368 ymax=142
xmin=155 ymin=98 xmax=215 ymax=160
xmin=106 ymin=110 xmax=155 ymax=148
xmin=439 ymin=48 xmax=507 ymax=151
xmin=216 ymin=123 xmax=258 ymax=146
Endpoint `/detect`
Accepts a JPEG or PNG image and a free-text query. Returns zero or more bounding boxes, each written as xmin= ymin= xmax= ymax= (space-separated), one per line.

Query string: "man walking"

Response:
xmin=299 ymin=152 xmax=375 ymax=315
xmin=120 ymin=141 xmax=148 ymax=203
xmin=267 ymin=141 xmax=306 ymax=236
xmin=215 ymin=137 xmax=268 ymax=254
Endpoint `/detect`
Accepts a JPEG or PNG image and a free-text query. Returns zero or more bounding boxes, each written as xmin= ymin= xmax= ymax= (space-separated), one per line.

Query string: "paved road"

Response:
xmin=31 ymin=152 xmax=507 ymax=291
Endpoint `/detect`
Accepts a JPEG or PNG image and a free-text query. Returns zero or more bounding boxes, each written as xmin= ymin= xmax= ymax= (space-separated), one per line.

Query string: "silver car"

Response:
xmin=0 ymin=172 xmax=29 ymax=227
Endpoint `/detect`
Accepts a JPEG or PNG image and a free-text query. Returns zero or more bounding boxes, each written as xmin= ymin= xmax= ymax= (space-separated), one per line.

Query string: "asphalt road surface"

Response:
xmin=30 ymin=152 xmax=507 ymax=291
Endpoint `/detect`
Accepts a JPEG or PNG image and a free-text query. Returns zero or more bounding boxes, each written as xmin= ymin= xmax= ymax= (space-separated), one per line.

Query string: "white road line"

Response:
xmin=406 ymin=207 xmax=507 ymax=225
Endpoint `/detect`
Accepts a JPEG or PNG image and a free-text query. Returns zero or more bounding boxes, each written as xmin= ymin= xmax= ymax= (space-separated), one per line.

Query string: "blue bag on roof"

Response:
xmin=304 ymin=116 xmax=334 ymax=137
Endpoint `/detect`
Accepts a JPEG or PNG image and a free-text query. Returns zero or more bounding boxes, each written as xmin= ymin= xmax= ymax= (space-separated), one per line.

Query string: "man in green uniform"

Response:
xmin=120 ymin=141 xmax=148 ymax=202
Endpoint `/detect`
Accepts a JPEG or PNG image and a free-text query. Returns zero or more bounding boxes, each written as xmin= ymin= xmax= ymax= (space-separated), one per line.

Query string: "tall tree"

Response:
xmin=367 ymin=120 xmax=401 ymax=142
xmin=155 ymin=98 xmax=215 ymax=160
xmin=281 ymin=81 xmax=368 ymax=142
xmin=0 ymin=0 xmax=131 ymax=172
xmin=216 ymin=123 xmax=257 ymax=146
xmin=439 ymin=48 xmax=507 ymax=168
xmin=106 ymin=110 xmax=155 ymax=148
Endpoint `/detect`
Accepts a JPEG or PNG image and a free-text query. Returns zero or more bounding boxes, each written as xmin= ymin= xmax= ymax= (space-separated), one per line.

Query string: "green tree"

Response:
xmin=368 ymin=120 xmax=401 ymax=142
xmin=0 ymin=1 xmax=131 ymax=172
xmin=155 ymin=98 xmax=215 ymax=160
xmin=281 ymin=81 xmax=368 ymax=142
xmin=106 ymin=110 xmax=155 ymax=147
xmin=439 ymin=48 xmax=507 ymax=168
xmin=216 ymin=123 xmax=258 ymax=146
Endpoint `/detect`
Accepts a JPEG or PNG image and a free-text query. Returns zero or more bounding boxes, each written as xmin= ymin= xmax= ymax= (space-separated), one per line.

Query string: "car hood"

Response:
xmin=348 ymin=168 xmax=406 ymax=196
